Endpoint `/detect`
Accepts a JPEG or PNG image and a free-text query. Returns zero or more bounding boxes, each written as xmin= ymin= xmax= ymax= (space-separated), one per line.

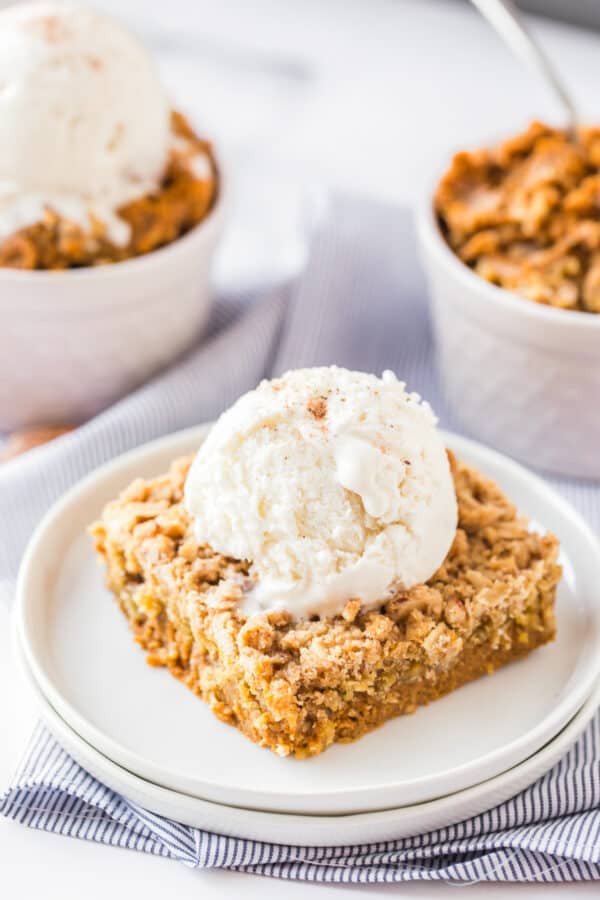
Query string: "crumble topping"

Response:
xmin=435 ymin=121 xmax=600 ymax=311
xmin=92 ymin=452 xmax=560 ymax=697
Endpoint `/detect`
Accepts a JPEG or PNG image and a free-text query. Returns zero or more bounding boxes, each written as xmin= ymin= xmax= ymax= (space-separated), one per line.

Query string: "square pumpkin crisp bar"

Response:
xmin=91 ymin=369 xmax=560 ymax=758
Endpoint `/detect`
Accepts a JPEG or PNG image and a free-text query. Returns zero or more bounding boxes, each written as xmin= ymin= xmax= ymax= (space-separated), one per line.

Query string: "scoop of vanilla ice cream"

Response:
xmin=0 ymin=1 xmax=171 ymax=244
xmin=185 ymin=367 xmax=458 ymax=620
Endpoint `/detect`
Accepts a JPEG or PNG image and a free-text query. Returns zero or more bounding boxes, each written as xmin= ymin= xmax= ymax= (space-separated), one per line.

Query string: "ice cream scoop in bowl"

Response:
xmin=0 ymin=1 xmax=226 ymax=431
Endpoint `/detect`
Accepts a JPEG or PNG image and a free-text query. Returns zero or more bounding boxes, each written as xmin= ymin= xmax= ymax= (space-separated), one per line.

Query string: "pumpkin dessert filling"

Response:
xmin=91 ymin=368 xmax=560 ymax=758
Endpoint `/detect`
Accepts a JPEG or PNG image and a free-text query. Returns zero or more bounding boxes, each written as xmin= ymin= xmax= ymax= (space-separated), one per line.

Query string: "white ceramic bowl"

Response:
xmin=0 ymin=175 xmax=227 ymax=432
xmin=417 ymin=187 xmax=600 ymax=480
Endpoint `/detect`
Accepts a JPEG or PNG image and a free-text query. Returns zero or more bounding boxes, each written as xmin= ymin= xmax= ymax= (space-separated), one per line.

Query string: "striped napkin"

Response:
xmin=2 ymin=194 xmax=600 ymax=883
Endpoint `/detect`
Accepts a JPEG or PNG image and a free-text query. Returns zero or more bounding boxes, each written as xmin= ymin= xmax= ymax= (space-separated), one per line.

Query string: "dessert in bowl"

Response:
xmin=0 ymin=1 xmax=225 ymax=431
xmin=418 ymin=122 xmax=600 ymax=479
xmin=91 ymin=367 xmax=560 ymax=758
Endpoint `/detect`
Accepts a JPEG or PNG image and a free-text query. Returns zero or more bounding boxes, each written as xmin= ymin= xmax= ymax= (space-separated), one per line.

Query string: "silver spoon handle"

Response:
xmin=470 ymin=0 xmax=578 ymax=132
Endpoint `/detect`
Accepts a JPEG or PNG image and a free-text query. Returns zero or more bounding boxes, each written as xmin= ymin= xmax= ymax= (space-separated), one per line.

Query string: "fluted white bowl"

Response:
xmin=418 ymin=194 xmax=600 ymax=479
xmin=0 ymin=174 xmax=227 ymax=431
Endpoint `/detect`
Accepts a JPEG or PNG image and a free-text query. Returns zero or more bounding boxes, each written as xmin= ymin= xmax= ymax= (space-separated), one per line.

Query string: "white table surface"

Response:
xmin=3 ymin=0 xmax=600 ymax=895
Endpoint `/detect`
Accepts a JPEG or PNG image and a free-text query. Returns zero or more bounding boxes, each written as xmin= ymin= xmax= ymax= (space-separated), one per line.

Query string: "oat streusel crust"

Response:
xmin=0 ymin=111 xmax=217 ymax=270
xmin=90 ymin=452 xmax=560 ymax=758
xmin=435 ymin=121 xmax=600 ymax=312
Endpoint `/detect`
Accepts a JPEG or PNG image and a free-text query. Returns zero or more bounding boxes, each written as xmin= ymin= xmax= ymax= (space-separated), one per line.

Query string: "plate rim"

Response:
xmin=15 ymin=423 xmax=600 ymax=814
xmin=12 ymin=622 xmax=600 ymax=846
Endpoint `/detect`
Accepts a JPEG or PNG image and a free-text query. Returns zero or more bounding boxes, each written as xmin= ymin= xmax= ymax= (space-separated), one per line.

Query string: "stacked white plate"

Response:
xmin=13 ymin=426 xmax=600 ymax=846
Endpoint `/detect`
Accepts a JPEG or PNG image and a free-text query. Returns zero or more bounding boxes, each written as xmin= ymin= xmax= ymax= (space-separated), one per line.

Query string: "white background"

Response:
xmin=3 ymin=0 xmax=600 ymax=895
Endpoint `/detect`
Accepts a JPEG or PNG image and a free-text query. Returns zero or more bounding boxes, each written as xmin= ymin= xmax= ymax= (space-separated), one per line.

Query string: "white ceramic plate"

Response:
xmin=15 ymin=426 xmax=600 ymax=815
xmin=13 ymin=628 xmax=600 ymax=846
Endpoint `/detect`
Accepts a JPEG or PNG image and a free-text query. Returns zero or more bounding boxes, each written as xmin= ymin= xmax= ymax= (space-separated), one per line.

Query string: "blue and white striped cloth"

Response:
xmin=2 ymin=195 xmax=600 ymax=883
xmin=2 ymin=718 xmax=600 ymax=883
